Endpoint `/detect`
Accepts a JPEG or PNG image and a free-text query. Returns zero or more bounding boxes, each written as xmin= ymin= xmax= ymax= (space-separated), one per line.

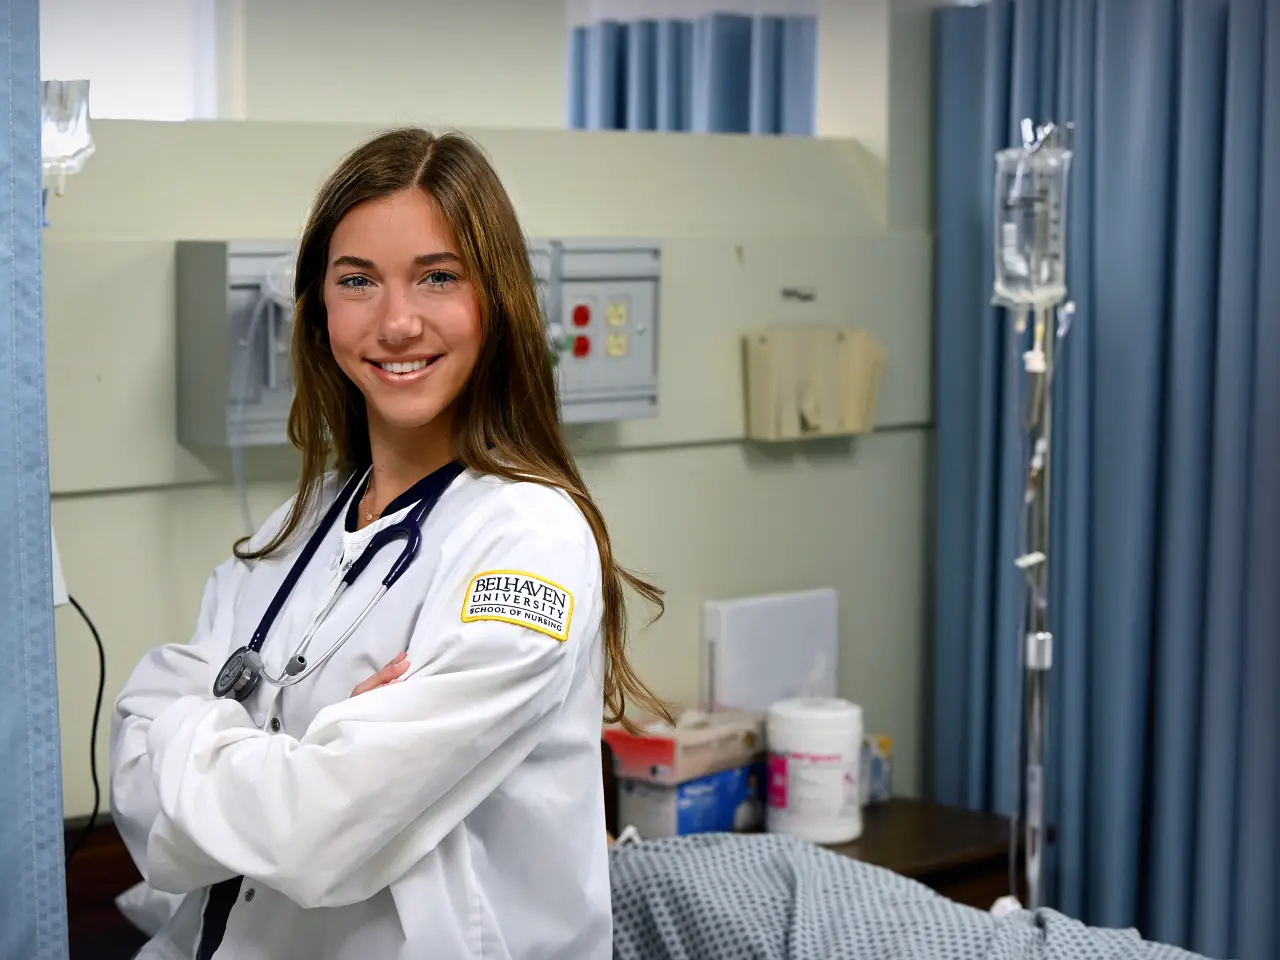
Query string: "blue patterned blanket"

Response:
xmin=609 ymin=833 xmax=1220 ymax=960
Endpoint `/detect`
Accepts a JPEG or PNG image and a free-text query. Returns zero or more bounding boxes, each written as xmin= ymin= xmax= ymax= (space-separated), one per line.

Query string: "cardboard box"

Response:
xmin=603 ymin=708 xmax=765 ymax=786
xmin=617 ymin=762 xmax=766 ymax=838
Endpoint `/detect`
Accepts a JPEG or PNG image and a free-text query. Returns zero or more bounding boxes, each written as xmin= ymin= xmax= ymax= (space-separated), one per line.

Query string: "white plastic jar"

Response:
xmin=765 ymin=697 xmax=863 ymax=844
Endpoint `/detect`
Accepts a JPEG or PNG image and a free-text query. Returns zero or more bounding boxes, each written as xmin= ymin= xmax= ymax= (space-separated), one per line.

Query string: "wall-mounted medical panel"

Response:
xmin=175 ymin=237 xmax=661 ymax=454
xmin=176 ymin=240 xmax=297 ymax=451
xmin=530 ymin=239 xmax=661 ymax=425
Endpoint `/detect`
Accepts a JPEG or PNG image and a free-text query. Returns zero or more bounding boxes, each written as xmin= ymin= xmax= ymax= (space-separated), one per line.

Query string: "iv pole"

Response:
xmin=993 ymin=118 xmax=1075 ymax=912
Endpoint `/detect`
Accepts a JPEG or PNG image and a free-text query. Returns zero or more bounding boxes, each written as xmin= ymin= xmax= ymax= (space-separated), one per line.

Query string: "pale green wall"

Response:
xmin=47 ymin=83 xmax=933 ymax=819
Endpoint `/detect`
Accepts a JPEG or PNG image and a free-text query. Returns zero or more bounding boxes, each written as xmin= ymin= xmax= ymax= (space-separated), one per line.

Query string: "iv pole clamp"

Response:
xmin=992 ymin=117 xmax=1075 ymax=913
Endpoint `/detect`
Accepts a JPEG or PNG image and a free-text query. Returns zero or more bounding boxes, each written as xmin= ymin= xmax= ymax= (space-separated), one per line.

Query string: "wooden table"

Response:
xmin=824 ymin=797 xmax=1020 ymax=909
xmin=64 ymin=817 xmax=148 ymax=960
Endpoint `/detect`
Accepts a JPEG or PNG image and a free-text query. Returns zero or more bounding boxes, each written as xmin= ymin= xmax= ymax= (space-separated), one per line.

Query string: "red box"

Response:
xmin=604 ymin=708 xmax=765 ymax=786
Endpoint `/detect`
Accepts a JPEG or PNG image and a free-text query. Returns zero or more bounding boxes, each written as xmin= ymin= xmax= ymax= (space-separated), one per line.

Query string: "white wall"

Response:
xmin=817 ymin=0 xmax=937 ymax=229
xmin=38 ymin=0 xmax=569 ymax=128
xmin=238 ymin=0 xmax=569 ymax=128
xmin=38 ymin=0 xmax=213 ymax=119
xmin=39 ymin=0 xmax=933 ymax=164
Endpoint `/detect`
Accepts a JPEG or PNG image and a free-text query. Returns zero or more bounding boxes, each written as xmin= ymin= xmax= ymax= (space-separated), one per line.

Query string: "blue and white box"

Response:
xmin=617 ymin=763 xmax=766 ymax=838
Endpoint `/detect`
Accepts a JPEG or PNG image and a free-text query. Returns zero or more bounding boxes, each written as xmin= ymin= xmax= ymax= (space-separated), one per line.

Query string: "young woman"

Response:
xmin=110 ymin=128 xmax=666 ymax=960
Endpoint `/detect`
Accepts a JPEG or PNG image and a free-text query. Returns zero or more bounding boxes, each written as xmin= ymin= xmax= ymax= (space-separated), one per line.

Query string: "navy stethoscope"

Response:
xmin=212 ymin=462 xmax=464 ymax=702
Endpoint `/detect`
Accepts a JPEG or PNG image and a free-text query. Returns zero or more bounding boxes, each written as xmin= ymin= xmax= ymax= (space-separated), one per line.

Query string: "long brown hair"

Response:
xmin=235 ymin=127 xmax=670 ymax=731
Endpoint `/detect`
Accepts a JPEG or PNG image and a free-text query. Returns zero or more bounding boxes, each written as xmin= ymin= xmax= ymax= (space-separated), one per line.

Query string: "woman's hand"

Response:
xmin=350 ymin=651 xmax=410 ymax=698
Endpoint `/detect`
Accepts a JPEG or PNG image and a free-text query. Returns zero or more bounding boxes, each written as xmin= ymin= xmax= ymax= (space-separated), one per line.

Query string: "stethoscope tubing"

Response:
xmin=212 ymin=461 xmax=463 ymax=702
xmin=258 ymin=585 xmax=387 ymax=689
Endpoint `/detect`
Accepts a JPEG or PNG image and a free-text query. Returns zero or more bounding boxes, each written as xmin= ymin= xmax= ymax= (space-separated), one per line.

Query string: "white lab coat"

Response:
xmin=110 ymin=469 xmax=612 ymax=960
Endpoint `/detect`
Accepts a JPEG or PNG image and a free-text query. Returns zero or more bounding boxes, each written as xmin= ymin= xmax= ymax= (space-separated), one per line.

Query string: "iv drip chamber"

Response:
xmin=993 ymin=144 xmax=1073 ymax=310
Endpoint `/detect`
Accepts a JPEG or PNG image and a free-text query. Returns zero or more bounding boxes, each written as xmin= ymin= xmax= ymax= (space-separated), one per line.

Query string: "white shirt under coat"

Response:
xmin=109 ymin=468 xmax=612 ymax=960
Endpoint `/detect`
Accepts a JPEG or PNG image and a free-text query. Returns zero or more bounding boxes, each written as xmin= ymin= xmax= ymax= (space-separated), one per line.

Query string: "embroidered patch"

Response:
xmin=461 ymin=570 xmax=574 ymax=641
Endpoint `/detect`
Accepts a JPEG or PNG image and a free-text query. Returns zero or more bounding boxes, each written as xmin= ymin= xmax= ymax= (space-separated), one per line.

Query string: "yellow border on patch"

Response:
xmin=460 ymin=569 xmax=575 ymax=642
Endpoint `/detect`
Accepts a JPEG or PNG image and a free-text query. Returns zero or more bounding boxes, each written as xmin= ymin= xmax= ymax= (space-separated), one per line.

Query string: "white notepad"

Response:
xmin=700 ymin=587 xmax=838 ymax=712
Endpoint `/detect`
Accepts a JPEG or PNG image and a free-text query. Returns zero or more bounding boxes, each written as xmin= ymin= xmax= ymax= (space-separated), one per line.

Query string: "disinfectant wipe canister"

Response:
xmin=765 ymin=697 xmax=863 ymax=844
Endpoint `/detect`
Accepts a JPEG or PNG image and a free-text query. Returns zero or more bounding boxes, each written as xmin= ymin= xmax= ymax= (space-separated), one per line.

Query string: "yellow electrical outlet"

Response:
xmin=606 ymin=302 xmax=628 ymax=326
xmin=606 ymin=332 xmax=628 ymax=357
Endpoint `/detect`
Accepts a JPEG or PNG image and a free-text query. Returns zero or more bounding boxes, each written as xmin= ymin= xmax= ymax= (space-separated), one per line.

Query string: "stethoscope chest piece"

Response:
xmin=214 ymin=646 xmax=264 ymax=702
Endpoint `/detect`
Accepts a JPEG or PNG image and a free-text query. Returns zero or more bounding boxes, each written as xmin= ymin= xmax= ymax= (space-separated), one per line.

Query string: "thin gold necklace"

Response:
xmin=361 ymin=479 xmax=378 ymax=523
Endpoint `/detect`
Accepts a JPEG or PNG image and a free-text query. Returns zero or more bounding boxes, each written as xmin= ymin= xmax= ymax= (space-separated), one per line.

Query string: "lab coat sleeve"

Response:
xmin=143 ymin=512 xmax=599 ymax=909
xmin=110 ymin=557 xmax=246 ymax=887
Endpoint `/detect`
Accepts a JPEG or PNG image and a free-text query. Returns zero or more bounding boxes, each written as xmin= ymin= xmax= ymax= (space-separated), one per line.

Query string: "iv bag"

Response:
xmin=993 ymin=140 xmax=1072 ymax=309
xmin=41 ymin=80 xmax=96 ymax=194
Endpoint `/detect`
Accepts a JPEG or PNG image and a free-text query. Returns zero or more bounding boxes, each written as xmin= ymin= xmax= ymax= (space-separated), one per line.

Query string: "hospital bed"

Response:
xmin=608 ymin=831 xmax=1217 ymax=960
xmin=599 ymin=745 xmax=1223 ymax=960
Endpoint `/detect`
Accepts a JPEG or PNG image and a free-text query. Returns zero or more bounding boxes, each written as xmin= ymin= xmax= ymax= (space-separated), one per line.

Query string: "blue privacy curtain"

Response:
xmin=567 ymin=4 xmax=817 ymax=134
xmin=932 ymin=1 xmax=1278 ymax=958
xmin=0 ymin=1 xmax=69 ymax=959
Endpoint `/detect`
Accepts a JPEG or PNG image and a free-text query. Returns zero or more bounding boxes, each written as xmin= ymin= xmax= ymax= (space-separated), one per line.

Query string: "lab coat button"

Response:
xmin=269 ymin=717 xmax=281 ymax=732
xmin=244 ymin=888 xmax=255 ymax=903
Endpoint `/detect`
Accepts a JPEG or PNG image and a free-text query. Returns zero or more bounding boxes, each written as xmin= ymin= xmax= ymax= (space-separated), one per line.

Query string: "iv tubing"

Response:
xmin=1005 ymin=302 xmax=1061 ymax=911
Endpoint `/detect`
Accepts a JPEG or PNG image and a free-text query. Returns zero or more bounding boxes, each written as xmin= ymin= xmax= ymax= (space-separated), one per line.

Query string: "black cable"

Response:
xmin=64 ymin=594 xmax=105 ymax=864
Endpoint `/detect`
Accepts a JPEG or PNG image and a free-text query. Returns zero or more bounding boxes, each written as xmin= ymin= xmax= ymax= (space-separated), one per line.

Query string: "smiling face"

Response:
xmin=323 ymin=187 xmax=482 ymax=447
